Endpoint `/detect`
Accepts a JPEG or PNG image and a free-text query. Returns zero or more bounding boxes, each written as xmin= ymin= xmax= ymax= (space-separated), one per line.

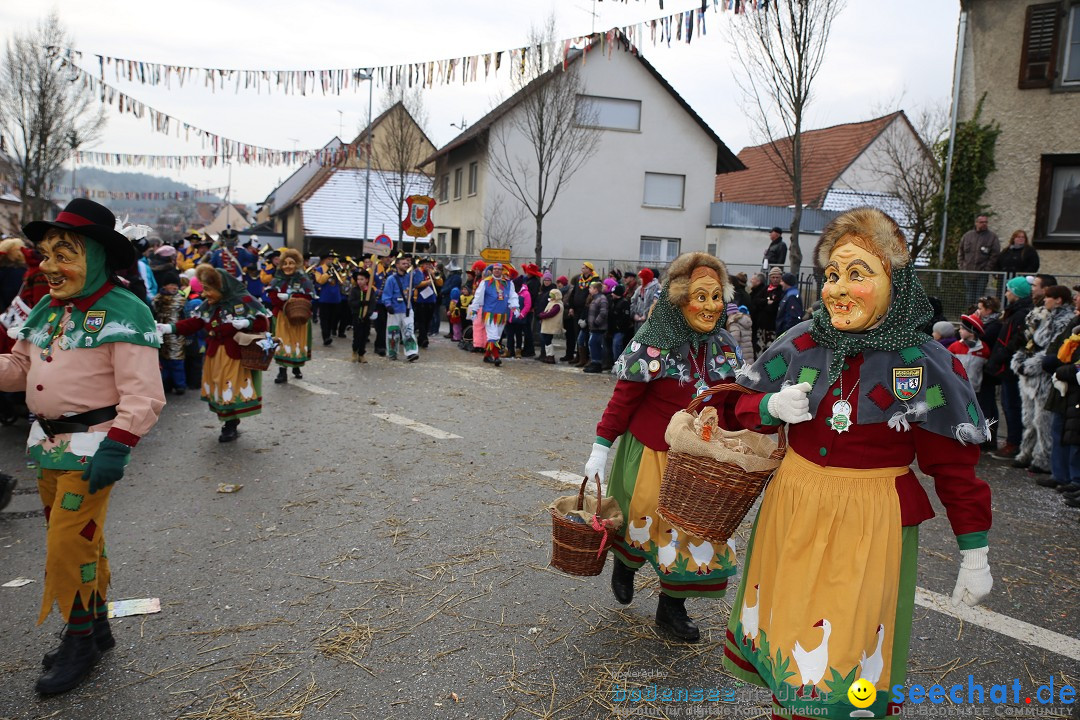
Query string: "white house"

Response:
xmin=420 ymin=41 xmax=743 ymax=269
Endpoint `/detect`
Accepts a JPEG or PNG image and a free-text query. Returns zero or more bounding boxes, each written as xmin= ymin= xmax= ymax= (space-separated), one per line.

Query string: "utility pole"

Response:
xmin=361 ymin=70 xmax=373 ymax=248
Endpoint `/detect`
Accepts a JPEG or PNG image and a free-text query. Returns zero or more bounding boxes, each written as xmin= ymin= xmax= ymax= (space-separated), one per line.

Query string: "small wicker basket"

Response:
xmin=238 ymin=336 xmax=279 ymax=371
xmin=657 ymin=384 xmax=786 ymax=543
xmin=550 ymin=475 xmax=615 ymax=577
xmin=284 ymin=297 xmax=312 ymax=323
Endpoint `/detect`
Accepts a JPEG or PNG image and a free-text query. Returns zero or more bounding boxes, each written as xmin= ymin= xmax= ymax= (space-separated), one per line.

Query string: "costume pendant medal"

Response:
xmin=694 ymin=378 xmax=709 ymax=398
xmin=829 ymin=400 xmax=852 ymax=433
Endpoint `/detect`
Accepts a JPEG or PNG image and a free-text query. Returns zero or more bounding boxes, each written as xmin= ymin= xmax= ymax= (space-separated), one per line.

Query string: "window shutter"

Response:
xmin=1019 ymin=3 xmax=1062 ymax=89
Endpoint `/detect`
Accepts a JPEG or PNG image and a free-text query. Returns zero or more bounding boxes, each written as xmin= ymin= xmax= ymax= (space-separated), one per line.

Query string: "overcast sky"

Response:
xmin=1 ymin=1 xmax=960 ymax=206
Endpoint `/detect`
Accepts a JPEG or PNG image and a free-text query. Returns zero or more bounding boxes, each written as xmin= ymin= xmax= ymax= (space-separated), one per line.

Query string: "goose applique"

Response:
xmin=791 ymin=618 xmax=831 ymax=687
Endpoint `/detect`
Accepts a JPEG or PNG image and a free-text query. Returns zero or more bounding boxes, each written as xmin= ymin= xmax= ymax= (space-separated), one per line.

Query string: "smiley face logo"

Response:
xmin=847 ymin=678 xmax=876 ymax=709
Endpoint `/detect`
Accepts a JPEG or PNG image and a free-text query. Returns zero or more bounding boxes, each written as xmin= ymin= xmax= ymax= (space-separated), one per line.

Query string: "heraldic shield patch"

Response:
xmin=83 ymin=310 xmax=106 ymax=333
xmin=892 ymin=367 xmax=923 ymax=401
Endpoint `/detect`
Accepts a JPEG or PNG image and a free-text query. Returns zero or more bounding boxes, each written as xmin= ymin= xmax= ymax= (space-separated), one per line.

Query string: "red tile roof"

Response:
xmin=714 ymin=112 xmax=903 ymax=208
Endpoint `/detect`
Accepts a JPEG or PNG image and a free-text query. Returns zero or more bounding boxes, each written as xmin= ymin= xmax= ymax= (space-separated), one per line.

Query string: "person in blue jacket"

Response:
xmin=381 ymin=253 xmax=425 ymax=362
xmin=774 ymin=272 xmax=804 ymax=336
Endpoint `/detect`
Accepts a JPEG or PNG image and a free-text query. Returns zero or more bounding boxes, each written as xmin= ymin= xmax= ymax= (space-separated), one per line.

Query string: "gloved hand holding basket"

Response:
xmin=658 ymin=384 xmax=785 ymax=543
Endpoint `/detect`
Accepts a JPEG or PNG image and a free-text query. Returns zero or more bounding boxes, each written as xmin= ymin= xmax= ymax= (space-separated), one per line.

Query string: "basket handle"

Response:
xmin=577 ymin=473 xmax=603 ymax=512
xmin=686 ymin=382 xmax=788 ymax=457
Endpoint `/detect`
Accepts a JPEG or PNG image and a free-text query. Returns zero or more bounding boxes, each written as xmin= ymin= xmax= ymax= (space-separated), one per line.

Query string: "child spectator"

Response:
xmin=584 ymin=280 xmax=608 ymax=374
xmin=948 ymin=314 xmax=989 ymax=394
xmin=448 ymin=286 xmax=463 ymax=342
xmin=537 ymin=288 xmax=563 ymax=365
xmin=933 ymin=320 xmax=957 ymax=347
xmin=726 ymin=303 xmax=755 ymax=363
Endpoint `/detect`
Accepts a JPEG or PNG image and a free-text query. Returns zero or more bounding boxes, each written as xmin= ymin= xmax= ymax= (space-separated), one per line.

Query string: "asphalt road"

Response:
xmin=0 ymin=334 xmax=1077 ymax=720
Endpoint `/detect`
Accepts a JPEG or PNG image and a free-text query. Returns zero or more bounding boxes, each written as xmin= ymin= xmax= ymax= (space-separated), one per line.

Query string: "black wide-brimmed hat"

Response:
xmin=23 ymin=198 xmax=135 ymax=268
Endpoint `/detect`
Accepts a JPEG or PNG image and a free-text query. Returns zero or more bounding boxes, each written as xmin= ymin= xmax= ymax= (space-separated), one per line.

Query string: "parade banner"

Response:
xmin=402 ymin=196 xmax=436 ymax=238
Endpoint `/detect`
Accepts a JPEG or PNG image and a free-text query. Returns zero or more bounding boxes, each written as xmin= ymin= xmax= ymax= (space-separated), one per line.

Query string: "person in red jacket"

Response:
xmin=719 ymin=207 xmax=992 ymax=720
xmin=160 ymin=265 xmax=270 ymax=442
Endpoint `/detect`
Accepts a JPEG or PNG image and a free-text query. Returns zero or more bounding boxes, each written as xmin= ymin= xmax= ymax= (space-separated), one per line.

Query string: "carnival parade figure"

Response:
xmin=0 ymin=199 xmax=166 ymax=694
xmin=266 ymin=248 xmax=314 ymax=383
xmin=381 ymin=253 xmax=424 ymax=362
xmin=208 ymin=226 xmax=255 ymax=280
xmin=719 ymin=208 xmax=993 ymax=720
xmin=468 ymin=262 xmax=519 ymax=367
xmin=160 ymin=265 xmax=270 ymax=442
xmin=581 ymin=253 xmax=743 ymax=642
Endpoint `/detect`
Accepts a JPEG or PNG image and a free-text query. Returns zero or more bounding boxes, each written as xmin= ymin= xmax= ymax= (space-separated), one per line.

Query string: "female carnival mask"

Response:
xmin=38 ymin=231 xmax=90 ymax=301
xmin=821 ymin=240 xmax=892 ymax=333
xmin=680 ymin=267 xmax=725 ymax=333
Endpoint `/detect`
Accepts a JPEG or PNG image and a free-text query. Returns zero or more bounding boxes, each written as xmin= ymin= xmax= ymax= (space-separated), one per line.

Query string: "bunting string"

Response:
xmin=54 ymin=185 xmax=229 ymax=201
xmin=50 ymin=0 xmax=761 ymax=97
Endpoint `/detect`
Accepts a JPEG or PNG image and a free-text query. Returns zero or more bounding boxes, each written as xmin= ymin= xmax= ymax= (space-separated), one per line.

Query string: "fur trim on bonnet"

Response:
xmin=814 ymin=206 xmax=910 ymax=275
xmin=279 ymin=247 xmax=303 ymax=266
xmin=665 ymin=252 xmax=734 ymax=307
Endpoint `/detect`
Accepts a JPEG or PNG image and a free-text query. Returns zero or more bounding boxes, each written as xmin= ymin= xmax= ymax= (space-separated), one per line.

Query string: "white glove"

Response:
xmin=278 ymin=292 xmax=291 ymax=300
xmin=1054 ymin=378 xmax=1069 ymax=397
xmin=370 ymin=312 xmax=378 ymax=320
xmin=584 ymin=442 xmax=610 ymax=485
xmin=766 ymin=382 xmax=813 ymax=424
xmin=156 ymin=322 xmax=173 ymax=335
xmin=230 ymin=318 xmax=251 ymax=330
xmin=951 ymin=546 xmax=993 ymax=607
xmin=578 ymin=319 xmax=587 ymax=329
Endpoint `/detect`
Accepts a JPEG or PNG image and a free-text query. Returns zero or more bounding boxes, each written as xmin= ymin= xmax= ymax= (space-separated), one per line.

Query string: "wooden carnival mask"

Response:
xmin=680 ymin=267 xmax=725 ymax=333
xmin=38 ymin=231 xmax=89 ymax=301
xmin=821 ymin=240 xmax=892 ymax=333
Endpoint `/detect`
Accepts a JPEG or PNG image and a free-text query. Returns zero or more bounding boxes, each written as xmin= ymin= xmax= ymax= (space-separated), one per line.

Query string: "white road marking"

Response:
xmin=914 ymin=587 xmax=1080 ymax=662
xmin=290 ymin=379 xmax=337 ymax=395
xmin=538 ymin=471 xmax=598 ymax=494
xmin=372 ymin=413 xmax=462 ymax=439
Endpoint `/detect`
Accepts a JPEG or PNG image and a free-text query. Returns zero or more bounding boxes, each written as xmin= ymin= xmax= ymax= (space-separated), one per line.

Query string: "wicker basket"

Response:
xmin=550 ymin=475 xmax=613 ymax=577
xmin=239 ymin=336 xmax=279 ymax=371
xmin=284 ymin=297 xmax=312 ymax=323
xmin=657 ymin=384 xmax=786 ymax=543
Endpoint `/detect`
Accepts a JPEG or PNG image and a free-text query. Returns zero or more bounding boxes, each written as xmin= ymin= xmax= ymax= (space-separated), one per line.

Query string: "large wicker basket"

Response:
xmin=550 ymin=475 xmax=616 ymax=577
xmin=284 ymin=297 xmax=312 ymax=323
xmin=239 ymin=336 xmax=279 ymax=371
xmin=657 ymin=384 xmax=786 ymax=543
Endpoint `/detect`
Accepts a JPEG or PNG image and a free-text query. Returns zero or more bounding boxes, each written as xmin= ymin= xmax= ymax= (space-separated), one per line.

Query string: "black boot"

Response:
xmin=218 ymin=419 xmax=240 ymax=443
xmin=43 ymin=617 xmax=114 ymax=669
xmin=611 ymin=560 xmax=637 ymax=605
xmin=655 ymin=593 xmax=700 ymax=643
xmin=274 ymin=367 xmax=288 ymax=384
xmin=292 ymin=367 xmax=303 ymax=379
xmin=35 ymin=632 xmax=101 ymax=695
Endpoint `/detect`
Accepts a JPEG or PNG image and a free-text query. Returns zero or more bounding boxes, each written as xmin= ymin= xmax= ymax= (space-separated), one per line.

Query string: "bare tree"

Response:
xmin=366 ymin=85 xmax=433 ymax=251
xmin=487 ymin=15 xmax=601 ymax=267
xmin=730 ymin=0 xmax=845 ymax=273
xmin=873 ymin=107 xmax=946 ymax=261
xmin=481 ymin=195 xmax=527 ymax=251
xmin=0 ymin=12 xmax=105 ymax=223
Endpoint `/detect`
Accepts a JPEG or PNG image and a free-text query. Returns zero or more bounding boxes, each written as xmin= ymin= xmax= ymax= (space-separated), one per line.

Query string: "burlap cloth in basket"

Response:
xmin=664 ymin=410 xmax=781 ymax=473
xmin=548 ymin=491 xmax=623 ymax=531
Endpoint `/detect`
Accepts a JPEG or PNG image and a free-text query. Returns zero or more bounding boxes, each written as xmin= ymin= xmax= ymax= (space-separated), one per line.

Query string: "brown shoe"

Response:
xmin=991 ymin=443 xmax=1019 ymax=460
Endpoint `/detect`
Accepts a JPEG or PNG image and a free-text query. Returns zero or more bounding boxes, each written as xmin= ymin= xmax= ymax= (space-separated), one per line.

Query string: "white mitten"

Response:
xmin=278 ymin=292 xmax=291 ymax=300
xmin=584 ymin=442 xmax=610 ymax=485
xmin=230 ymin=318 xmax=251 ymax=330
xmin=370 ymin=312 xmax=378 ymax=320
xmin=155 ymin=323 xmax=173 ymax=335
xmin=951 ymin=546 xmax=993 ymax=607
xmin=766 ymin=382 xmax=813 ymax=424
xmin=1054 ymin=378 xmax=1069 ymax=397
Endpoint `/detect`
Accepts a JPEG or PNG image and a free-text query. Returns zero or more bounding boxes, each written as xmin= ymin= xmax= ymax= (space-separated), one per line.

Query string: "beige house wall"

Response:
xmin=958 ymin=0 xmax=1080 ymax=273
xmin=283 ymin=207 xmax=304 ymax=250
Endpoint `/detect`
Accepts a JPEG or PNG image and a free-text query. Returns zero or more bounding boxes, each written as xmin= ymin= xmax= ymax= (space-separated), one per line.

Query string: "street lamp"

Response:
xmin=359 ymin=69 xmax=374 ymax=250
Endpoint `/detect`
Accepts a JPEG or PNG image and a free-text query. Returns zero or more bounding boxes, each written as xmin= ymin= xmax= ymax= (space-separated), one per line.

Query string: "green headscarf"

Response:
xmin=632 ymin=285 xmax=716 ymax=351
xmin=76 ymin=239 xmax=110 ymax=299
xmin=807 ymin=263 xmax=933 ymax=386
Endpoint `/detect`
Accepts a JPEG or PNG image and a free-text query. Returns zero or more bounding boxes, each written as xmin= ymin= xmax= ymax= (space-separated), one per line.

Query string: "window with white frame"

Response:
xmin=575 ymin=94 xmax=641 ymax=131
xmin=639 ymin=236 xmax=681 ymax=263
xmin=466 ymin=230 xmax=476 ymax=255
xmin=643 ymin=172 xmax=685 ymax=209
xmin=468 ymin=162 xmax=478 ymax=195
xmin=438 ymin=175 xmax=449 ymax=203
xmin=453 ymin=168 xmax=463 ymax=200
xmin=1064 ymin=5 xmax=1080 ymax=85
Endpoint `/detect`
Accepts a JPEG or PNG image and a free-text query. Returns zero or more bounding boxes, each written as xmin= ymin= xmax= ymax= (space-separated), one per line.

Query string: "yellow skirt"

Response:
xmin=272 ymin=313 xmax=311 ymax=366
xmin=724 ymin=449 xmax=914 ymax=720
xmin=201 ymin=351 xmax=262 ymax=421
